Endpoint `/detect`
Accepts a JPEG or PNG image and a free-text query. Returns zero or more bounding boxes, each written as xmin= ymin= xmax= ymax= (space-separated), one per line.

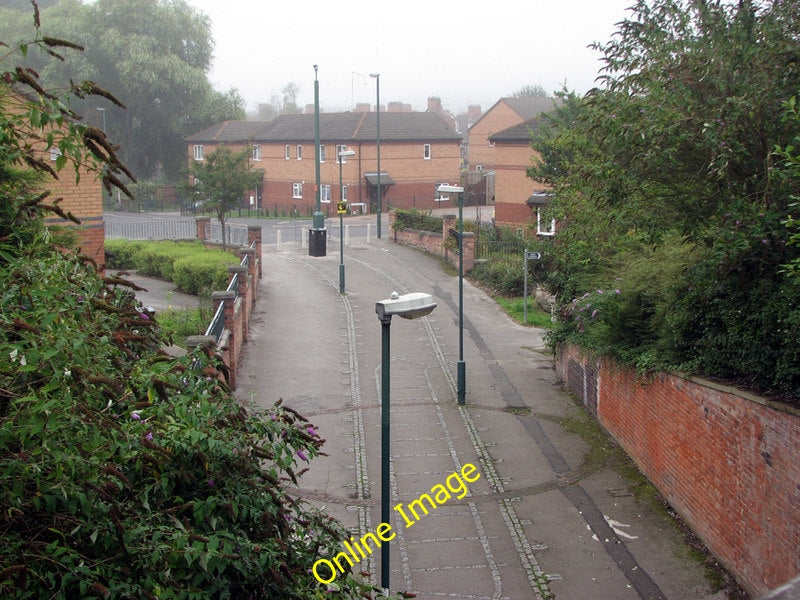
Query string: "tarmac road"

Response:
xmin=229 ymin=232 xmax=725 ymax=600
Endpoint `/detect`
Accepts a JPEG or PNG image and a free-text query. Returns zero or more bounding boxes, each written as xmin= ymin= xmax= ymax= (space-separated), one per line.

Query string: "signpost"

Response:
xmin=523 ymin=250 xmax=542 ymax=324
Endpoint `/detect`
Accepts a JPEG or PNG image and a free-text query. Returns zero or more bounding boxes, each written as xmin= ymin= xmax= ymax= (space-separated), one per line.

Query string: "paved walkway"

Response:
xmin=233 ymin=233 xmax=726 ymax=600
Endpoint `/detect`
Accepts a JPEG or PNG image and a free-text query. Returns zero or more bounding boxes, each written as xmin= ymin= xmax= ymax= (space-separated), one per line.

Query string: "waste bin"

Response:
xmin=309 ymin=228 xmax=327 ymax=257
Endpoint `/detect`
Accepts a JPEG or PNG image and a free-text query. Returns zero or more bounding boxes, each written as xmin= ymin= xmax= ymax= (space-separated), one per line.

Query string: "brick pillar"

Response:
xmin=247 ymin=225 xmax=262 ymax=279
xmin=239 ymin=247 xmax=257 ymax=298
xmin=462 ymin=231 xmax=476 ymax=272
xmin=388 ymin=210 xmax=397 ymax=240
xmin=442 ymin=214 xmax=456 ymax=263
xmin=196 ymin=217 xmax=211 ymax=241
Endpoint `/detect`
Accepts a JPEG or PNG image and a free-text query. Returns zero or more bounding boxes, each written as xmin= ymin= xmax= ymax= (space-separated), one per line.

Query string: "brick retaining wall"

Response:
xmin=556 ymin=344 xmax=800 ymax=597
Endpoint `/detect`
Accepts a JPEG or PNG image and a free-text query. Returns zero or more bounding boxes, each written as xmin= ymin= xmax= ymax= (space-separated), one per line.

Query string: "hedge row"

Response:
xmin=105 ymin=239 xmax=239 ymax=296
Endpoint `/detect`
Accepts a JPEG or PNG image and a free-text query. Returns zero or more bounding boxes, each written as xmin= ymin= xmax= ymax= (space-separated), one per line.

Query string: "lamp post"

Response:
xmin=309 ymin=65 xmax=327 ymax=256
xmin=338 ymin=149 xmax=356 ymax=294
xmin=369 ymin=73 xmax=381 ymax=239
xmin=375 ymin=292 xmax=437 ymax=594
xmin=437 ymin=184 xmax=466 ymax=405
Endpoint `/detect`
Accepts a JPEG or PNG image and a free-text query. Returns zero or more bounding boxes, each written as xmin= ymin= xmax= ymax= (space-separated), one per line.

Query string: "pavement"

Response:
xmin=225 ymin=230 xmax=730 ymax=600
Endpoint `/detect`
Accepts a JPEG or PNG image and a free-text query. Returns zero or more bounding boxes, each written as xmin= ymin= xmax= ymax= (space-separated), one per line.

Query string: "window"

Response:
xmin=423 ymin=144 xmax=431 ymax=160
xmin=49 ymin=147 xmax=62 ymax=162
xmin=341 ymin=185 xmax=348 ymax=201
xmin=252 ymin=145 xmax=261 ymax=161
xmin=297 ymin=145 xmax=302 ymax=160
xmin=537 ymin=208 xmax=555 ymax=236
xmin=292 ymin=183 xmax=303 ymax=198
xmin=193 ymin=144 xmax=204 ymax=161
xmin=320 ymin=184 xmax=331 ymax=202
xmin=319 ymin=144 xmax=326 ymax=163
xmin=285 ymin=144 xmax=291 ymax=160
xmin=336 ymin=144 xmax=349 ymax=163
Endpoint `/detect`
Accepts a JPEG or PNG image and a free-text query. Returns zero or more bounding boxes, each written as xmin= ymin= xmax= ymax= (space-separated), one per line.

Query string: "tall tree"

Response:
xmin=532 ymin=0 xmax=800 ymax=396
xmin=185 ymin=146 xmax=262 ymax=247
xmin=0 ymin=0 xmax=245 ymax=182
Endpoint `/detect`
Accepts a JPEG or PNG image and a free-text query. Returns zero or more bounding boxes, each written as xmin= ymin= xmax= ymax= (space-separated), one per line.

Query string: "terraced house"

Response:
xmin=186 ymin=111 xmax=462 ymax=216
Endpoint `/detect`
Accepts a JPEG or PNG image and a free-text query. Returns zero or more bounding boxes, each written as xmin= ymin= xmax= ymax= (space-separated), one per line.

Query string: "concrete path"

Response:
xmin=233 ymin=233 xmax=726 ymax=600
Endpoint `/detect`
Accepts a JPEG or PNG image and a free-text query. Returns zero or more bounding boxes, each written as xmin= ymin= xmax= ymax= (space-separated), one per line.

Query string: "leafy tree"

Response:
xmin=185 ymin=146 xmax=262 ymax=247
xmin=532 ymin=0 xmax=800 ymax=398
xmin=509 ymin=83 xmax=550 ymax=98
xmin=0 ymin=0 xmax=246 ymax=182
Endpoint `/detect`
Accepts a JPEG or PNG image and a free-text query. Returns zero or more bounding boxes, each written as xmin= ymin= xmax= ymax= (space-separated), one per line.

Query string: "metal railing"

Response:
xmin=104 ymin=219 xmax=195 ymax=240
xmin=202 ymin=240 xmax=256 ymax=343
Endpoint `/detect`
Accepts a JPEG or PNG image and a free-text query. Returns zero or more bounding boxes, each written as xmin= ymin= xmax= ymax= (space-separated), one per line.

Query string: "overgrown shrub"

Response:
xmin=0 ymin=240 xmax=383 ymax=599
xmin=391 ymin=209 xmax=442 ymax=233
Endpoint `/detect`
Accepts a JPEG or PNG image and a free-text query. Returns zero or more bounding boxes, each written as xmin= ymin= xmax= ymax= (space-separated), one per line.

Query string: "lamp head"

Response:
xmin=437 ymin=184 xmax=464 ymax=195
xmin=376 ymin=292 xmax=436 ymax=321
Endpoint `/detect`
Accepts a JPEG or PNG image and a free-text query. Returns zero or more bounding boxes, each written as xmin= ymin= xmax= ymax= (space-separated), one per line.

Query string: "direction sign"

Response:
xmin=525 ymin=251 xmax=542 ymax=260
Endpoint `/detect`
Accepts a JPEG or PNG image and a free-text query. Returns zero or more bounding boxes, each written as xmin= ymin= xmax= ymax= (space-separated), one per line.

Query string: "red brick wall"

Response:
xmin=556 ymin=344 xmax=800 ymax=597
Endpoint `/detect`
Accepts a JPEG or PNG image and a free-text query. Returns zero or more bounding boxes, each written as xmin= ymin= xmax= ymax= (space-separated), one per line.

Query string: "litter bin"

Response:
xmin=309 ymin=228 xmax=327 ymax=257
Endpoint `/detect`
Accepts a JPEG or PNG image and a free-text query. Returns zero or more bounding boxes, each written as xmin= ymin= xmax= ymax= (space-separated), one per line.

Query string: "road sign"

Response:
xmin=525 ymin=250 xmax=542 ymax=260
xmin=337 ymin=201 xmax=347 ymax=214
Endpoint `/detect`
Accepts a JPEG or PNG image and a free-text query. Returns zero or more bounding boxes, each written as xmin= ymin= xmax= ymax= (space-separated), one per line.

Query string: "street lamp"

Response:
xmin=369 ymin=73 xmax=381 ymax=239
xmin=338 ymin=148 xmax=356 ymax=294
xmin=375 ymin=291 xmax=437 ymax=594
xmin=437 ymin=184 xmax=466 ymax=405
xmin=309 ymin=65 xmax=327 ymax=257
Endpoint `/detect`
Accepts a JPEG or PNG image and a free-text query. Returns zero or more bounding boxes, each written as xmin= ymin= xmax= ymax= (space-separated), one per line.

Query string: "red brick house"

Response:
xmin=489 ymin=118 xmax=554 ymax=235
xmin=186 ymin=111 xmax=463 ymax=215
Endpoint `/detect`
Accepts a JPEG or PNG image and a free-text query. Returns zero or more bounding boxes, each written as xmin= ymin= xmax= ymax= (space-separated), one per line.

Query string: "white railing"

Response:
xmin=104 ymin=219 xmax=195 ymax=240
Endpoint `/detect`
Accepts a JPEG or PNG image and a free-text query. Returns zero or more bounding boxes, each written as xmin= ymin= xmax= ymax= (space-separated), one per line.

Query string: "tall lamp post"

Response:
xmin=309 ymin=65 xmax=327 ymax=256
xmin=338 ymin=149 xmax=356 ymax=294
xmin=437 ymin=184 xmax=466 ymax=405
xmin=369 ymin=73 xmax=381 ymax=239
xmin=375 ymin=292 xmax=437 ymax=594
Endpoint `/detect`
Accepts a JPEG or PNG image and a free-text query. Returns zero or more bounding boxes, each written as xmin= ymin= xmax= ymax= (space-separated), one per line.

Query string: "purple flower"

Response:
xmin=591 ymin=309 xmax=598 ymax=319
xmin=145 ymin=431 xmax=153 ymax=441
xmin=138 ymin=312 xmax=150 ymax=321
xmin=131 ymin=412 xmax=141 ymax=421
xmin=615 ymin=289 xmax=621 ymax=294
xmin=596 ymin=289 xmax=604 ymax=294
xmin=207 ymin=479 xmax=214 ymax=487
xmin=307 ymin=427 xmax=316 ymax=437
xmin=297 ymin=449 xmax=309 ymax=463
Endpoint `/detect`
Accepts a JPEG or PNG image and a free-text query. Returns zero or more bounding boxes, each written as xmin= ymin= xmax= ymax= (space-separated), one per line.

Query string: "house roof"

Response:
xmin=488 ymin=116 xmax=548 ymax=143
xmin=186 ymin=112 xmax=462 ymax=144
xmin=469 ymin=96 xmax=559 ymax=132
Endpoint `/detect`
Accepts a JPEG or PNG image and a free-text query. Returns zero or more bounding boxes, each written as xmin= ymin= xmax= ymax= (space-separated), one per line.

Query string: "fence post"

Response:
xmin=240 ymin=247 xmax=257 ymax=298
xmin=228 ymin=265 xmax=248 ymax=341
xmin=195 ymin=217 xmax=211 ymax=241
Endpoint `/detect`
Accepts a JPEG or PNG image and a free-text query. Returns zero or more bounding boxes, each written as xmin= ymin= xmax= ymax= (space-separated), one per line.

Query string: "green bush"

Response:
xmin=105 ymin=240 xmax=239 ymax=295
xmin=392 ymin=209 xmax=442 ymax=233
xmin=0 ymin=240 xmax=382 ymax=600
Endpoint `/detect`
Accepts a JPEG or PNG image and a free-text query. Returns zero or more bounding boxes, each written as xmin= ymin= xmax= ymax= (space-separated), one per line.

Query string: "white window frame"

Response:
xmin=320 ymin=184 xmax=331 ymax=203
xmin=336 ymin=144 xmax=349 ymax=163
xmin=341 ymin=185 xmax=348 ymax=201
xmin=49 ymin=147 xmax=62 ymax=162
xmin=319 ymin=144 xmax=326 ymax=163
xmin=193 ymin=144 xmax=204 ymax=161
xmin=252 ymin=144 xmax=261 ymax=161
xmin=537 ymin=208 xmax=555 ymax=236
xmin=285 ymin=144 xmax=291 ymax=160
xmin=423 ymin=143 xmax=432 ymax=160
xmin=297 ymin=144 xmax=302 ymax=160
xmin=292 ymin=182 xmax=303 ymax=198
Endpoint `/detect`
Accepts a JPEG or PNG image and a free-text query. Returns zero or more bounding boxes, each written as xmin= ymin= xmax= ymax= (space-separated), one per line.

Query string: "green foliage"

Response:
xmin=0 ymin=242 xmax=381 ymax=599
xmin=104 ymin=240 xmax=238 ymax=296
xmin=533 ymin=0 xmax=800 ymax=399
xmin=0 ymin=0 xmax=245 ymax=181
xmin=493 ymin=296 xmax=554 ymax=329
xmin=156 ymin=307 xmax=210 ymax=343
xmin=391 ymin=209 xmax=442 ymax=233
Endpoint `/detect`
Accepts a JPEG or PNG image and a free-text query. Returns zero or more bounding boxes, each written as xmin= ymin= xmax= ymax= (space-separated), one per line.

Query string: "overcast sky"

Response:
xmin=185 ymin=0 xmax=634 ymax=115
